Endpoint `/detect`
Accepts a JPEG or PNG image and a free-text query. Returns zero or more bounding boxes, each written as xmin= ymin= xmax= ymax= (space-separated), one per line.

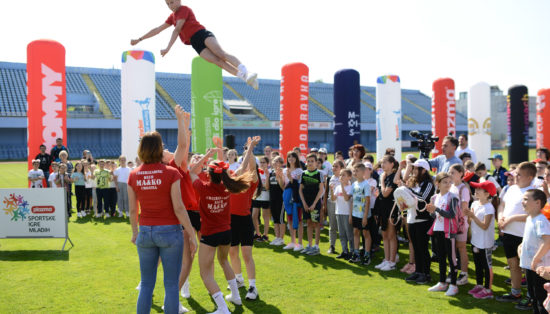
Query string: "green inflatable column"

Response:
xmin=191 ymin=57 xmax=223 ymax=154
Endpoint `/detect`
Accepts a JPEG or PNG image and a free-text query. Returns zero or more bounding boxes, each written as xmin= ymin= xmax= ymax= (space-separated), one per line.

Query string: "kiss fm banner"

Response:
xmin=27 ymin=40 xmax=67 ymax=171
xmin=0 ymin=188 xmax=67 ymax=238
xmin=280 ymin=63 xmax=309 ymax=156
xmin=121 ymin=50 xmax=156 ymax=163
xmin=333 ymin=69 xmax=360 ymax=154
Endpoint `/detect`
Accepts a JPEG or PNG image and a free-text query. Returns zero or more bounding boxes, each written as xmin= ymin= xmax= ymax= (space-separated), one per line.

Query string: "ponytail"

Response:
xmin=208 ymin=161 xmax=251 ymax=194
xmin=254 ymin=165 xmax=262 ymax=198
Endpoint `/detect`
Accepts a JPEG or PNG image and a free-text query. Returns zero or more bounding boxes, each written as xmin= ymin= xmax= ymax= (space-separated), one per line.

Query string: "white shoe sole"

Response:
xmin=225 ymin=294 xmax=242 ymax=305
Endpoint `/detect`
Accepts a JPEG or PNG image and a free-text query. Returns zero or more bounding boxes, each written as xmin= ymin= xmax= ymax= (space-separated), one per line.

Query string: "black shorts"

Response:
xmin=200 ymin=230 xmax=231 ymax=247
xmin=190 ymin=29 xmax=215 ymax=55
xmin=252 ymin=200 xmax=270 ymax=209
xmin=378 ymin=206 xmax=399 ymax=231
xmin=352 ymin=216 xmax=375 ymax=231
xmin=302 ymin=202 xmax=321 ymax=222
xmin=188 ymin=210 xmax=201 ymax=232
xmin=230 ymin=214 xmax=254 ymax=247
xmin=503 ymin=233 xmax=523 ymax=259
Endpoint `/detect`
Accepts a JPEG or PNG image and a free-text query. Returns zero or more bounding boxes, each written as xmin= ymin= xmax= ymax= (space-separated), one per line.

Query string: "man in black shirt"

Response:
xmin=35 ymin=145 xmax=52 ymax=187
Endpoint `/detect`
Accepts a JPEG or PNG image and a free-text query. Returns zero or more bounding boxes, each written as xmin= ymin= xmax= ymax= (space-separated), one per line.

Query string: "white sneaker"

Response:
xmin=246 ymin=73 xmax=259 ymax=90
xmin=269 ymin=238 xmax=279 ymax=245
xmin=428 ymin=282 xmax=448 ymax=292
xmin=283 ymin=243 xmax=295 ymax=250
xmin=105 ymin=213 xmax=111 ymax=218
xmin=375 ymin=260 xmax=388 ymax=269
xmin=181 ymin=281 xmax=190 ymax=299
xmin=225 ymin=293 xmax=242 ymax=305
xmin=276 ymin=238 xmax=285 ymax=246
xmin=456 ymin=273 xmax=468 ymax=286
xmin=445 ymin=284 xmax=459 ymax=296
xmin=135 ymin=282 xmax=141 ymax=290
xmin=245 ymin=286 xmax=258 ymax=300
xmin=293 ymin=244 xmax=304 ymax=252
xmin=162 ymin=303 xmax=189 ymax=313
xmin=226 ymin=279 xmax=245 ymax=290
xmin=380 ymin=262 xmax=396 ymax=271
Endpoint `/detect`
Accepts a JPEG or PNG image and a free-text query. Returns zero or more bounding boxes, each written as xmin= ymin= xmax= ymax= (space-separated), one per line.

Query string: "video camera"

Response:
xmin=409 ymin=130 xmax=439 ymax=159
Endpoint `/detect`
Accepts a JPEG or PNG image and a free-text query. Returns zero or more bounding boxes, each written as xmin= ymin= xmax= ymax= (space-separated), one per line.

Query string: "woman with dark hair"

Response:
xmin=282 ymin=151 xmax=305 ymax=251
xmin=190 ymin=136 xmax=256 ymax=313
xmin=395 ymin=159 xmax=435 ymax=284
xmin=374 ymin=154 xmax=399 ymax=271
xmin=128 ymin=131 xmax=197 ymax=314
xmin=347 ymin=144 xmax=366 ymax=169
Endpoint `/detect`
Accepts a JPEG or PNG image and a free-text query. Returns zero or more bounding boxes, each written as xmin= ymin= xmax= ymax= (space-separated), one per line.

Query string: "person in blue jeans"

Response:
xmin=128 ymin=131 xmax=197 ymax=314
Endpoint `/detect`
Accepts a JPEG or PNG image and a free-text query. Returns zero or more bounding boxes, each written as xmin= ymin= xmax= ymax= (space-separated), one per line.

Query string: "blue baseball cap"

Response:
xmin=489 ymin=153 xmax=503 ymax=160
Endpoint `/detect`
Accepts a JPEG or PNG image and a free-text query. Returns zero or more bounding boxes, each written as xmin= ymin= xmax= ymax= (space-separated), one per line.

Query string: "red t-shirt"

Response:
xmin=169 ymin=159 xmax=198 ymax=211
xmin=165 ymin=6 xmax=205 ymax=45
xmin=230 ymin=181 xmax=258 ymax=216
xmin=128 ymin=163 xmax=182 ymax=226
xmin=193 ymin=179 xmax=231 ymax=236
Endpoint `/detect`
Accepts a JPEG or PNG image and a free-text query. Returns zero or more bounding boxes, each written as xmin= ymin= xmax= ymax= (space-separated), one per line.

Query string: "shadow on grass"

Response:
xmin=71 ymin=215 xmax=130 ymax=225
xmin=0 ymin=250 xmax=69 ymax=261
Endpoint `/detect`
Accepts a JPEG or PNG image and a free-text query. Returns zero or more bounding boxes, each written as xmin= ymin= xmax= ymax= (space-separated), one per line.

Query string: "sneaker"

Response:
xmin=348 ymin=253 xmax=361 ymax=263
xmin=226 ymin=279 xmax=245 ymax=290
xmin=380 ymin=261 xmax=396 ymax=271
xmin=336 ymin=252 xmax=349 ymax=259
xmin=245 ymin=286 xmax=258 ymax=300
xmin=293 ymin=244 xmax=304 ymax=252
xmin=496 ymin=293 xmax=522 ymax=302
xmin=405 ymin=272 xmax=420 ymax=282
xmin=468 ymin=285 xmax=484 ymax=295
xmin=457 ymin=273 xmax=468 ymax=286
xmin=515 ymin=297 xmax=533 ymax=311
xmin=181 ymin=281 xmax=190 ymax=299
xmin=361 ymin=253 xmax=371 ymax=266
xmin=428 ymin=282 xmax=448 ymax=292
xmin=300 ymin=246 xmax=312 ymax=254
xmin=445 ymin=285 xmax=459 ymax=296
xmin=415 ymin=273 xmax=430 ymax=285
xmin=283 ymin=243 xmax=295 ymax=250
xmin=246 ymin=73 xmax=259 ymax=90
xmin=307 ymin=246 xmax=320 ymax=256
xmin=397 ymin=235 xmax=408 ymax=243
xmin=135 ymin=282 xmax=141 ymax=291
xmin=327 ymin=246 xmax=337 ymax=254
xmin=375 ymin=260 xmax=389 ymax=269
xmin=269 ymin=238 xmax=279 ymax=245
xmin=162 ymin=302 xmax=190 ymax=314
xmin=105 ymin=213 xmax=111 ymax=218
xmin=261 ymin=235 xmax=268 ymax=242
xmin=275 ymin=238 xmax=285 ymax=246
xmin=504 ymin=278 xmax=511 ymax=285
xmin=473 ymin=289 xmax=494 ymax=299
xmin=225 ymin=293 xmax=242 ymax=305
xmin=445 ymin=274 xmax=452 ymax=284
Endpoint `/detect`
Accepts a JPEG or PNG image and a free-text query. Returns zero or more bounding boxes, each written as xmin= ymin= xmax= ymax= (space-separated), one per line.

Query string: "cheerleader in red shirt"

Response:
xmin=131 ymin=0 xmax=259 ymax=90
xmin=228 ymin=140 xmax=261 ymax=302
xmin=190 ymin=137 xmax=255 ymax=314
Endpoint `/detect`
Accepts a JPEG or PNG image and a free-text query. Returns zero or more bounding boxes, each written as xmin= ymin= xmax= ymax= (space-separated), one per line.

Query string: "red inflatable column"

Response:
xmin=537 ymin=89 xmax=550 ymax=149
xmin=431 ymin=78 xmax=456 ymax=157
xmin=27 ymin=40 xmax=67 ymax=175
xmin=279 ymin=63 xmax=309 ymax=158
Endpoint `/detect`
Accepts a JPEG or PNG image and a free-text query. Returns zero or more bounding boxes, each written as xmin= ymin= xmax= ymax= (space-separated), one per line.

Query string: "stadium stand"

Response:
xmin=0 ymin=61 xmax=467 ymax=159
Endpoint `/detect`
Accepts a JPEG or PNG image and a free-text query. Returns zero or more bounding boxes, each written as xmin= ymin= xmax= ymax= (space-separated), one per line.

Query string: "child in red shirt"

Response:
xmin=190 ymin=137 xmax=256 ymax=313
xmin=131 ymin=0 xmax=258 ymax=90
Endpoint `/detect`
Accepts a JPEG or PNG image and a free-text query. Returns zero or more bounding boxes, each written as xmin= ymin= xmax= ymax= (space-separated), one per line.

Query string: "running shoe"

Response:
xmin=445 ymin=285 xmax=459 ymax=296
xmin=245 ymin=286 xmax=259 ymax=300
xmin=496 ymin=293 xmax=522 ymax=302
xmin=473 ymin=289 xmax=493 ymax=299
xmin=225 ymin=293 xmax=242 ymax=305
xmin=428 ymin=282 xmax=448 ymax=292
xmin=457 ymin=273 xmax=469 ymax=286
xmin=468 ymin=285 xmax=484 ymax=295
xmin=283 ymin=243 xmax=295 ymax=250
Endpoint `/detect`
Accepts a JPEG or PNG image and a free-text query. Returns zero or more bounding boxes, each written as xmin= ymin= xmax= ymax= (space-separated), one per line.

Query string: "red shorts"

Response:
xmin=287 ymin=205 xmax=303 ymax=223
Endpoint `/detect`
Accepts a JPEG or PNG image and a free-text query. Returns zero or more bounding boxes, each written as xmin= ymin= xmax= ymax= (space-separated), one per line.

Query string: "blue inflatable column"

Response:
xmin=333 ymin=69 xmax=361 ymax=154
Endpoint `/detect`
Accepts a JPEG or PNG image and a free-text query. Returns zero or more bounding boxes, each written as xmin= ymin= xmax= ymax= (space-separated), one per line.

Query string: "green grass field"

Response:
xmin=0 ymin=156 xmax=533 ymax=313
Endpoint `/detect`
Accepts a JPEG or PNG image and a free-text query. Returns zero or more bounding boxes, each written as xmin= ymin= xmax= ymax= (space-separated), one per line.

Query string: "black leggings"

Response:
xmin=526 ymin=269 xmax=550 ymax=314
xmin=433 ymin=231 xmax=457 ymax=285
xmin=75 ymin=185 xmax=86 ymax=213
xmin=84 ymin=188 xmax=92 ymax=210
xmin=472 ymin=245 xmax=492 ymax=289
xmin=409 ymin=220 xmax=432 ymax=275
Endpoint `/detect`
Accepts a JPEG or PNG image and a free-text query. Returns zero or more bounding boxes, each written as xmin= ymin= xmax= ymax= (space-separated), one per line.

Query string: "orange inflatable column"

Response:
xmin=27 ymin=40 xmax=67 ymax=180
xmin=279 ymin=63 xmax=309 ymax=158
xmin=537 ymin=89 xmax=550 ymax=149
xmin=431 ymin=78 xmax=456 ymax=157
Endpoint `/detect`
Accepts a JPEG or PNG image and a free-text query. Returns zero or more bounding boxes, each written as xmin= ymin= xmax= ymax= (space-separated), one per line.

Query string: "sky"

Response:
xmin=1 ymin=0 xmax=549 ymax=96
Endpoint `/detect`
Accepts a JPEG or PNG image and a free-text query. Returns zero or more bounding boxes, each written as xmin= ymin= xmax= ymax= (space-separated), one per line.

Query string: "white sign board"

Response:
xmin=0 ymin=188 xmax=67 ymax=238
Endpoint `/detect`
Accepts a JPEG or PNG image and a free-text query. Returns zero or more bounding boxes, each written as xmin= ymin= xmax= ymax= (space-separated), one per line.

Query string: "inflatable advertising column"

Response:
xmin=468 ymin=82 xmax=491 ymax=167
xmin=280 ymin=63 xmax=309 ymax=157
xmin=376 ymin=75 xmax=402 ymax=159
xmin=333 ymin=69 xmax=361 ymax=155
xmin=431 ymin=78 xmax=456 ymax=157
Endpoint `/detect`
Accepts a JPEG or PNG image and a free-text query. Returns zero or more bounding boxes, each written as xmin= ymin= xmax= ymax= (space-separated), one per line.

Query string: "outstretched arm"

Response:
xmin=235 ymin=136 xmax=261 ymax=176
xmin=131 ymin=23 xmax=171 ymax=45
xmin=161 ymin=19 xmax=185 ymax=57
xmin=174 ymin=105 xmax=190 ymax=170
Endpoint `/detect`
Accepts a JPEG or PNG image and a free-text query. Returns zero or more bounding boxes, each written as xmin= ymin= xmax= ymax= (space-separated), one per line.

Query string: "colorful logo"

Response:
xmin=2 ymin=193 xmax=30 ymax=221
xmin=377 ymin=75 xmax=400 ymax=84
xmin=122 ymin=50 xmax=155 ymax=64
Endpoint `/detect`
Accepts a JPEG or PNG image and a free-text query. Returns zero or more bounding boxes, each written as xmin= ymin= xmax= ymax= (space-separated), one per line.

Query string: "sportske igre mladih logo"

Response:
xmin=3 ymin=193 xmax=30 ymax=221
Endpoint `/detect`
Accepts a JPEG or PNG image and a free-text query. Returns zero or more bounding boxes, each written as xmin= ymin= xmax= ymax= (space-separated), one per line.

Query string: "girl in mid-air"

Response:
xmin=131 ymin=0 xmax=259 ymax=90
